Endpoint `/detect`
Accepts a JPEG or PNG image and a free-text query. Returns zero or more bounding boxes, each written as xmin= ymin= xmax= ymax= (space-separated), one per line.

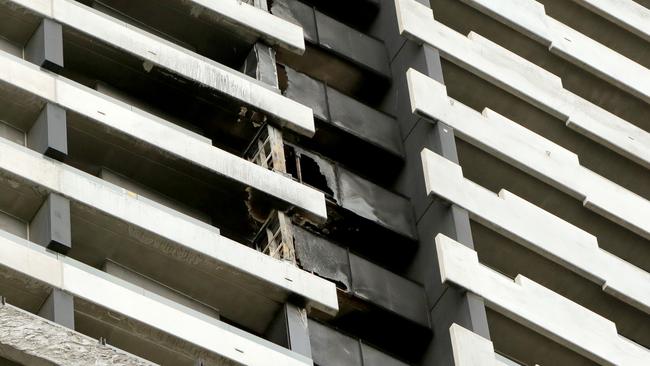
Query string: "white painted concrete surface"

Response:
xmin=0 ymin=50 xmax=327 ymax=221
xmin=459 ymin=0 xmax=650 ymax=105
xmin=407 ymin=69 xmax=650 ymax=240
xmin=394 ymin=0 xmax=650 ymax=169
xmin=0 ymin=229 xmax=313 ymax=366
xmin=421 ymin=149 xmax=650 ymax=314
xmin=0 ymin=138 xmax=338 ymax=315
xmin=184 ymin=0 xmax=305 ymax=53
xmin=449 ymin=324 xmax=512 ymax=366
xmin=9 ymin=0 xmax=316 ymax=136
xmin=571 ymin=0 xmax=650 ymax=43
xmin=437 ymin=234 xmax=650 ymax=365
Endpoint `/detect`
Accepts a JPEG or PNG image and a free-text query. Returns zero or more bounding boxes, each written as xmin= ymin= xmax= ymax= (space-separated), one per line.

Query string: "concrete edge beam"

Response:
xmin=450 ymin=323 xmax=516 ymax=366
xmin=0 ymin=300 xmax=157 ymax=366
xmin=0 ymin=50 xmax=327 ymax=221
xmin=26 ymin=103 xmax=67 ymax=161
xmin=103 ymin=260 xmax=221 ymax=320
xmin=436 ymin=234 xmax=650 ymax=365
xmin=571 ymin=0 xmax=650 ymax=43
xmin=24 ymin=18 xmax=63 ymax=70
xmin=182 ymin=0 xmax=305 ymax=54
xmin=460 ymin=0 xmax=650 ymax=105
xmin=0 ymin=230 xmax=313 ymax=366
xmin=13 ymin=0 xmax=316 ymax=137
xmin=421 ymin=148 xmax=650 ymax=314
xmin=406 ymin=69 xmax=650 ymax=240
xmin=394 ymin=0 xmax=650 ymax=170
xmin=28 ymin=193 xmax=71 ymax=254
xmin=0 ymin=138 xmax=339 ymax=315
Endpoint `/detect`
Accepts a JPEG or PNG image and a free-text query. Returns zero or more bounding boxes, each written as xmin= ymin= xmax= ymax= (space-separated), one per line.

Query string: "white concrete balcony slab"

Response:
xmin=449 ymin=324 xmax=525 ymax=366
xmin=436 ymin=234 xmax=650 ymax=365
xmin=0 ymin=229 xmax=313 ymax=366
xmin=407 ymin=69 xmax=650 ymax=241
xmin=0 ymin=138 xmax=338 ymax=320
xmin=155 ymin=0 xmax=305 ymax=54
xmin=0 ymin=49 xmax=327 ymax=222
xmin=82 ymin=0 xmax=305 ymax=73
xmin=457 ymin=0 xmax=650 ymax=107
xmin=421 ymin=149 xmax=650 ymax=315
xmin=7 ymin=0 xmax=315 ymax=137
xmin=394 ymin=0 xmax=650 ymax=170
xmin=0 ymin=301 xmax=157 ymax=366
xmin=570 ymin=0 xmax=650 ymax=43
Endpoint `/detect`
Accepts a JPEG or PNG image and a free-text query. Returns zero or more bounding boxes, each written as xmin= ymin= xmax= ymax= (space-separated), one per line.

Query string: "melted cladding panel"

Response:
xmin=293 ymin=225 xmax=352 ymax=290
xmin=270 ymin=0 xmax=318 ymax=43
xmin=337 ymin=168 xmax=417 ymax=240
xmin=283 ymin=66 xmax=330 ymax=121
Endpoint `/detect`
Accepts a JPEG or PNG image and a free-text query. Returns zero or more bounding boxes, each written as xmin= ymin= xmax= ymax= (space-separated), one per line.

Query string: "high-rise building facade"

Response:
xmin=0 ymin=0 xmax=647 ymax=365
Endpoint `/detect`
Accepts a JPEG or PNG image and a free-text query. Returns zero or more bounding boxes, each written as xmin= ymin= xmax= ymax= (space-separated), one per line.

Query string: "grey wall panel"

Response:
xmin=309 ymin=319 xmax=362 ymax=366
xmin=349 ymin=254 xmax=429 ymax=327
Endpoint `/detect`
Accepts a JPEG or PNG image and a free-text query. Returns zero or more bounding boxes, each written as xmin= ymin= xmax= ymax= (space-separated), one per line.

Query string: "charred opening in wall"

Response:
xmin=285 ymin=144 xmax=418 ymax=271
xmin=279 ymin=63 xmax=404 ymax=186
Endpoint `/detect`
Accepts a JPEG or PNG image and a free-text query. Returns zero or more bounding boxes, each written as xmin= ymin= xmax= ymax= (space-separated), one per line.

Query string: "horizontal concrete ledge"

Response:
xmin=177 ymin=0 xmax=305 ymax=54
xmin=459 ymin=0 xmax=650 ymax=106
xmin=394 ymin=0 xmax=650 ymax=169
xmin=436 ymin=234 xmax=650 ymax=365
xmin=0 ymin=49 xmax=327 ymax=221
xmin=450 ymin=324 xmax=521 ymax=366
xmin=407 ymin=69 xmax=650 ymax=240
xmin=421 ymin=149 xmax=650 ymax=314
xmin=10 ymin=0 xmax=315 ymax=137
xmin=0 ymin=230 xmax=312 ymax=366
xmin=0 ymin=301 xmax=156 ymax=366
xmin=0 ymin=138 xmax=338 ymax=315
xmin=571 ymin=0 xmax=650 ymax=43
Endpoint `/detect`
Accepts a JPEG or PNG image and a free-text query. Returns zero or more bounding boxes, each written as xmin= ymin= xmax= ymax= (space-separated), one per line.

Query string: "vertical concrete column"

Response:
xmin=29 ymin=193 xmax=72 ymax=254
xmin=265 ymin=303 xmax=312 ymax=359
xmin=27 ymin=103 xmax=68 ymax=161
xmin=370 ymin=0 xmax=490 ymax=364
xmin=24 ymin=18 xmax=64 ymax=71
xmin=38 ymin=289 xmax=75 ymax=329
